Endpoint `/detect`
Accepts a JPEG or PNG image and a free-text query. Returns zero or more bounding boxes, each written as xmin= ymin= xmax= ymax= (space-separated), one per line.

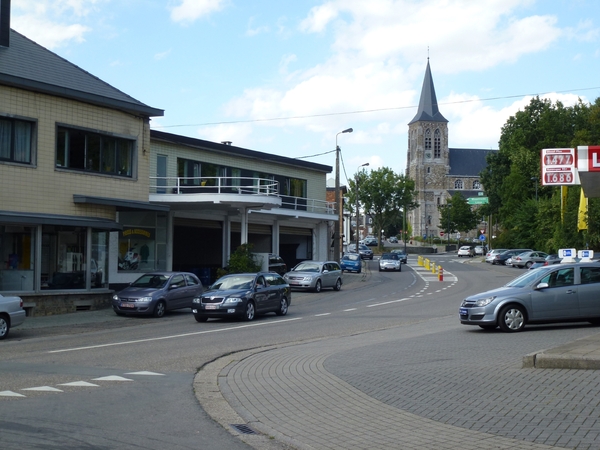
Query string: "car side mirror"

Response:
xmin=169 ymin=284 xmax=179 ymax=290
xmin=323 ymin=269 xmax=329 ymax=274
xmin=536 ymin=282 xmax=549 ymax=290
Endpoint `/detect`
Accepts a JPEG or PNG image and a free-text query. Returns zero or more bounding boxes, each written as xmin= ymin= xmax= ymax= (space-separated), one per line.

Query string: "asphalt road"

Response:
xmin=3 ymin=256 xmax=600 ymax=449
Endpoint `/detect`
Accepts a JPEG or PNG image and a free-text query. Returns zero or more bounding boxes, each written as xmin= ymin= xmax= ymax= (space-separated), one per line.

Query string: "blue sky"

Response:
xmin=11 ymin=0 xmax=600 ymax=186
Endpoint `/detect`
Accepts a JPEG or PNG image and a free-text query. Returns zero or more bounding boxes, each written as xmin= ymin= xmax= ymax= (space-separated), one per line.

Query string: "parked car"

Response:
xmin=191 ymin=272 xmax=290 ymax=322
xmin=457 ymin=246 xmax=474 ymax=257
xmin=379 ymin=253 xmax=401 ymax=272
xmin=284 ymin=261 xmax=343 ymax=292
xmin=112 ymin=271 xmax=203 ymax=317
xmin=459 ymin=261 xmax=600 ymax=332
xmin=391 ymin=249 xmax=408 ymax=264
xmin=485 ymin=249 xmax=508 ymax=263
xmin=543 ymin=254 xmax=561 ymax=266
xmin=491 ymin=249 xmax=532 ymax=265
xmin=388 ymin=236 xmax=398 ymax=243
xmin=268 ymin=254 xmax=287 ymax=275
xmin=341 ymin=253 xmax=362 ymax=273
xmin=474 ymin=246 xmax=485 ymax=256
xmin=348 ymin=243 xmax=373 ymax=260
xmin=0 ymin=294 xmax=26 ymax=339
xmin=512 ymin=251 xmax=549 ymax=269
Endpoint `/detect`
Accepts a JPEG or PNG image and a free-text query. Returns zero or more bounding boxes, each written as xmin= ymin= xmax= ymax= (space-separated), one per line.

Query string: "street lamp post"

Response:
xmin=334 ymin=127 xmax=353 ymax=263
xmin=355 ymin=163 xmax=369 ymax=255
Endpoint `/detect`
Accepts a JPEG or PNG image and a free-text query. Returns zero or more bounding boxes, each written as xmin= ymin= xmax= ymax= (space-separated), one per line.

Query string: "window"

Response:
xmin=473 ymin=180 xmax=481 ymax=189
xmin=426 ymin=167 xmax=431 ymax=174
xmin=117 ymin=211 xmax=167 ymax=272
xmin=424 ymin=128 xmax=431 ymax=151
xmin=0 ymin=117 xmax=34 ymax=164
xmin=434 ymin=129 xmax=441 ymax=158
xmin=0 ymin=225 xmax=36 ymax=291
xmin=177 ymin=158 xmax=201 ymax=186
xmin=56 ymin=126 xmax=134 ymax=177
xmin=455 ymin=179 xmax=464 ymax=189
xmin=580 ymin=267 xmax=600 ymax=284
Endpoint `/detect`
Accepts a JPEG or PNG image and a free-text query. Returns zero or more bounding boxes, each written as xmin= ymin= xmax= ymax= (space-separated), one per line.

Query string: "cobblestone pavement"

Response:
xmin=200 ymin=318 xmax=600 ymax=450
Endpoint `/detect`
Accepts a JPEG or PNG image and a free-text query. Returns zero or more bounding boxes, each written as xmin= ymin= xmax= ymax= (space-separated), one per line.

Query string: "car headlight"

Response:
xmin=474 ymin=296 xmax=496 ymax=307
xmin=193 ymin=297 xmax=201 ymax=304
xmin=138 ymin=296 xmax=153 ymax=303
xmin=224 ymin=297 xmax=242 ymax=304
xmin=112 ymin=294 xmax=119 ymax=301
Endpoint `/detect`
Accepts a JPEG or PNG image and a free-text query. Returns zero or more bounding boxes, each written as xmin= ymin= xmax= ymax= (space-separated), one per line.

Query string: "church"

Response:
xmin=406 ymin=60 xmax=497 ymax=241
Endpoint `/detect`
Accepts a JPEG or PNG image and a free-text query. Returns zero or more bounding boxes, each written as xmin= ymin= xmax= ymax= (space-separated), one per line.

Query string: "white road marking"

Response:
xmin=58 ymin=381 xmax=99 ymax=387
xmin=343 ymin=308 xmax=357 ymax=312
xmin=49 ymin=317 xmax=303 ymax=353
xmin=0 ymin=391 xmax=26 ymax=397
xmin=125 ymin=371 xmax=165 ymax=376
xmin=21 ymin=386 xmax=63 ymax=392
xmin=367 ymin=298 xmax=412 ymax=307
xmin=314 ymin=313 xmax=331 ymax=317
xmin=93 ymin=376 xmax=134 ymax=381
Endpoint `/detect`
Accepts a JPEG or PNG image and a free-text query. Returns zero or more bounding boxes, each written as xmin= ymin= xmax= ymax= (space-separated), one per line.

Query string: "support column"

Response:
xmin=166 ymin=211 xmax=174 ymax=271
xmin=240 ymin=207 xmax=248 ymax=245
xmin=272 ymin=220 xmax=280 ymax=255
xmin=222 ymin=215 xmax=232 ymax=265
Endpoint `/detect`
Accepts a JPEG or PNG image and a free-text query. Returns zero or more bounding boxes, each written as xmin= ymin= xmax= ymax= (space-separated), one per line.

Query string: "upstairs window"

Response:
xmin=434 ymin=129 xmax=441 ymax=158
xmin=56 ymin=126 xmax=134 ymax=177
xmin=424 ymin=128 xmax=431 ymax=151
xmin=0 ymin=117 xmax=34 ymax=164
xmin=455 ymin=179 xmax=463 ymax=189
xmin=473 ymin=180 xmax=481 ymax=189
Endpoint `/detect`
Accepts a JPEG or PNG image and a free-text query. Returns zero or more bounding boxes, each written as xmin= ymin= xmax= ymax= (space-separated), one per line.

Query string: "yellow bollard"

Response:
xmin=438 ymin=266 xmax=444 ymax=281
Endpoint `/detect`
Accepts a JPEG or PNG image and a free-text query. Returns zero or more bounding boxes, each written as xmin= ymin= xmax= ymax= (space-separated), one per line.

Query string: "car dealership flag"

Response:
xmin=578 ymin=189 xmax=588 ymax=231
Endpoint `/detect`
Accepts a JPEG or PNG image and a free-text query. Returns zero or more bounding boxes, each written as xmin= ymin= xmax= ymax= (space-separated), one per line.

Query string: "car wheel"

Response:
xmin=314 ymin=280 xmax=322 ymax=293
xmin=525 ymin=261 xmax=533 ymax=269
xmin=357 ymin=268 xmax=361 ymax=274
xmin=244 ymin=301 xmax=256 ymax=321
xmin=194 ymin=315 xmax=208 ymax=322
xmin=479 ymin=325 xmax=497 ymax=331
xmin=378 ymin=267 xmax=382 ymax=272
xmin=153 ymin=300 xmax=166 ymax=318
xmin=0 ymin=314 xmax=9 ymax=340
xmin=498 ymin=305 xmax=526 ymax=332
xmin=276 ymin=297 xmax=289 ymax=316
xmin=333 ymin=278 xmax=342 ymax=291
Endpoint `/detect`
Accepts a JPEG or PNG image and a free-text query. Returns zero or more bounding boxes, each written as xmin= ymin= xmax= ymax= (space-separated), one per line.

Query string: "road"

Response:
xmin=3 ymin=255 xmax=600 ymax=449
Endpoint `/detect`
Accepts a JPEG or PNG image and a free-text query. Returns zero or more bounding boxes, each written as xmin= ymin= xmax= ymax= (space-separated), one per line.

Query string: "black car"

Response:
xmin=391 ymin=249 xmax=408 ymax=264
xmin=192 ymin=272 xmax=291 ymax=322
xmin=348 ymin=243 xmax=373 ymax=260
xmin=268 ymin=254 xmax=287 ymax=275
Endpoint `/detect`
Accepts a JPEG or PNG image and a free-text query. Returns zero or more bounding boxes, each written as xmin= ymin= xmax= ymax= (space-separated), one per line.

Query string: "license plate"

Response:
xmin=459 ymin=308 xmax=468 ymax=316
xmin=289 ymin=281 xmax=300 ymax=285
xmin=120 ymin=303 xmax=135 ymax=308
xmin=205 ymin=305 xmax=218 ymax=310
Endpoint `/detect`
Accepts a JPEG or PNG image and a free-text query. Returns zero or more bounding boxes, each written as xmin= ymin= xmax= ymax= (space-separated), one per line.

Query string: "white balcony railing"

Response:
xmin=150 ymin=176 xmax=335 ymax=215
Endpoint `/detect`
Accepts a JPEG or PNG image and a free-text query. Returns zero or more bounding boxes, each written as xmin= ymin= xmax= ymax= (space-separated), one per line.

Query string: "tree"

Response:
xmin=438 ymin=193 xmax=478 ymax=236
xmin=350 ymin=167 xmax=418 ymax=249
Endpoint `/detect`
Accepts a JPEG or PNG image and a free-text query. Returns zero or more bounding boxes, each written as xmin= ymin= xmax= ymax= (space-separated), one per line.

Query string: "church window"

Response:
xmin=425 ymin=129 xmax=431 ymax=151
xmin=455 ymin=179 xmax=463 ymax=189
xmin=434 ymin=129 xmax=441 ymax=158
xmin=427 ymin=167 xmax=431 ymax=173
xmin=436 ymin=197 xmax=440 ymax=205
xmin=473 ymin=180 xmax=481 ymax=189
xmin=427 ymin=215 xmax=432 ymax=225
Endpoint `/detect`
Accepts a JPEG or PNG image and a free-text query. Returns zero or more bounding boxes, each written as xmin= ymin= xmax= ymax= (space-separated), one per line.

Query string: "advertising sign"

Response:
xmin=541 ymin=148 xmax=578 ymax=185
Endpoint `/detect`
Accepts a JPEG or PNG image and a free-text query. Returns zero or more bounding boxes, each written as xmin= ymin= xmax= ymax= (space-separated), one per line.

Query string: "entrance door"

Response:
xmin=157 ymin=155 xmax=167 ymax=193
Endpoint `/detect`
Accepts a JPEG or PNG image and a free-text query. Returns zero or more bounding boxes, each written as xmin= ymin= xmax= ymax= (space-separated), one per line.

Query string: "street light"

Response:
xmin=355 ymin=163 xmax=369 ymax=255
xmin=531 ymin=176 xmax=538 ymax=201
xmin=334 ymin=127 xmax=353 ymax=263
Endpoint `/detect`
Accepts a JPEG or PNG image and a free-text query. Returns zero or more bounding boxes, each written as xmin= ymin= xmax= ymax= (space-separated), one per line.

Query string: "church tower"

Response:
xmin=406 ymin=60 xmax=449 ymax=241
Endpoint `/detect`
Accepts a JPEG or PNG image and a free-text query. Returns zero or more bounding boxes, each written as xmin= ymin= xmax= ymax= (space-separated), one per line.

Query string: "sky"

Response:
xmin=10 ymin=0 xmax=600 ymax=186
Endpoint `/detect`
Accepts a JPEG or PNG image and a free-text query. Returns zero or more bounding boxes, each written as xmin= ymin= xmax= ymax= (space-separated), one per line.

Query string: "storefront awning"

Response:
xmin=0 ymin=210 xmax=122 ymax=230
xmin=73 ymin=195 xmax=170 ymax=212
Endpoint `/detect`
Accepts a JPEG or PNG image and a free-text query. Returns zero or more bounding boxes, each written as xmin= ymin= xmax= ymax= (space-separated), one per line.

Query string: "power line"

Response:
xmin=158 ymin=86 xmax=600 ymax=129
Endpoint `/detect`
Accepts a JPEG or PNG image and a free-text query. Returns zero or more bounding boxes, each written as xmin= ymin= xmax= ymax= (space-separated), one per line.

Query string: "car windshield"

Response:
xmin=293 ymin=262 xmax=321 ymax=272
xmin=211 ymin=275 xmax=255 ymax=290
xmin=381 ymin=253 xmax=398 ymax=260
xmin=131 ymin=274 xmax=169 ymax=288
xmin=505 ymin=266 xmax=554 ymax=288
xmin=343 ymin=254 xmax=360 ymax=261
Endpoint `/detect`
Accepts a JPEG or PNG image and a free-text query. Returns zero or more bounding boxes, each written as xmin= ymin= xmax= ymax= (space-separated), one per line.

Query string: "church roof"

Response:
xmin=408 ymin=60 xmax=448 ymax=125
xmin=448 ymin=148 xmax=496 ymax=177
xmin=0 ymin=29 xmax=163 ymax=117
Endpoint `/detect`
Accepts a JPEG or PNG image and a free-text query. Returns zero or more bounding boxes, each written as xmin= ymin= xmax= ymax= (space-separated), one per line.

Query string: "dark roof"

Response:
xmin=409 ymin=60 xmax=448 ymax=125
xmin=448 ymin=148 xmax=496 ymax=177
xmin=0 ymin=29 xmax=163 ymax=117
xmin=151 ymin=130 xmax=333 ymax=173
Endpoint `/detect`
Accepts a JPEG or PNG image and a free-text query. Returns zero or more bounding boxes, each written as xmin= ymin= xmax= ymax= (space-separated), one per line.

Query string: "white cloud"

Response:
xmin=12 ymin=15 xmax=90 ymax=49
xmin=169 ymin=0 xmax=226 ymax=24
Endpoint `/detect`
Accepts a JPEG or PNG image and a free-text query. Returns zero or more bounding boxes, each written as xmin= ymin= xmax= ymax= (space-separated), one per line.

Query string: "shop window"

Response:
xmin=56 ymin=126 xmax=134 ymax=177
xmin=0 ymin=117 xmax=34 ymax=164
xmin=0 ymin=225 xmax=36 ymax=291
xmin=118 ymin=211 xmax=167 ymax=272
xmin=41 ymin=226 xmax=87 ymax=290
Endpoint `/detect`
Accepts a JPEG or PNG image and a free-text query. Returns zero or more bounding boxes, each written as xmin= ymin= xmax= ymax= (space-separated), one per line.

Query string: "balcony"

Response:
xmin=149 ymin=176 xmax=335 ymax=216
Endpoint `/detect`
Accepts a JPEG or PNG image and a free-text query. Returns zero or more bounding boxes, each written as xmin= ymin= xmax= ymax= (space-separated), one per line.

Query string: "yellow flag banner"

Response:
xmin=561 ymin=186 xmax=568 ymax=222
xmin=578 ymin=189 xmax=588 ymax=231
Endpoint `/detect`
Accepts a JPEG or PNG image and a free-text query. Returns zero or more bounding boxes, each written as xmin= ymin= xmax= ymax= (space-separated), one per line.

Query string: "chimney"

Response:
xmin=0 ymin=0 xmax=10 ymax=48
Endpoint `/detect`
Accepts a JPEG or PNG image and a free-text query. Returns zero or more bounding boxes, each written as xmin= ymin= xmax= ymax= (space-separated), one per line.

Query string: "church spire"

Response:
xmin=408 ymin=59 xmax=447 ymax=124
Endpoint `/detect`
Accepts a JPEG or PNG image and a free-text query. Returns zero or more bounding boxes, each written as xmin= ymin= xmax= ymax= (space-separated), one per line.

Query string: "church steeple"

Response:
xmin=409 ymin=59 xmax=447 ymax=124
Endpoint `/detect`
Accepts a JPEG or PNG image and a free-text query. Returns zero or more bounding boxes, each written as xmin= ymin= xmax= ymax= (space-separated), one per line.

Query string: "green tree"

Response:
xmin=350 ymin=167 xmax=418 ymax=249
xmin=217 ymin=243 xmax=262 ymax=278
xmin=438 ymin=193 xmax=478 ymax=236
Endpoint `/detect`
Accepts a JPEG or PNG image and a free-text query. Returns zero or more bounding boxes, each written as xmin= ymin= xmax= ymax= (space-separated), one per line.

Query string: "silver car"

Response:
xmin=511 ymin=251 xmax=549 ymax=269
xmin=284 ymin=261 xmax=343 ymax=292
xmin=379 ymin=253 xmax=401 ymax=272
xmin=0 ymin=294 xmax=26 ymax=339
xmin=112 ymin=272 xmax=203 ymax=317
xmin=459 ymin=262 xmax=600 ymax=332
